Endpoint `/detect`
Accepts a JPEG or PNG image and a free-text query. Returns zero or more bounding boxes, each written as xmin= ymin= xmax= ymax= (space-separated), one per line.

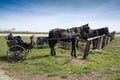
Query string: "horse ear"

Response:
xmin=83 ymin=23 xmax=88 ymax=26
xmin=105 ymin=27 xmax=108 ymax=29
xmin=86 ymin=23 xmax=89 ymax=26
xmin=84 ymin=23 xmax=88 ymax=26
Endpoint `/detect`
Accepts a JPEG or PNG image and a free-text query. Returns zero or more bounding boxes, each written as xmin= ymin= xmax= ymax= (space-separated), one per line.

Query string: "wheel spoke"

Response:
xmin=6 ymin=45 xmax=27 ymax=62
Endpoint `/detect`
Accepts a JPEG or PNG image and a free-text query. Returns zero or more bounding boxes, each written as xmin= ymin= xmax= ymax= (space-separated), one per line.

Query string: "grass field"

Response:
xmin=0 ymin=31 xmax=48 ymax=34
xmin=0 ymin=36 xmax=120 ymax=80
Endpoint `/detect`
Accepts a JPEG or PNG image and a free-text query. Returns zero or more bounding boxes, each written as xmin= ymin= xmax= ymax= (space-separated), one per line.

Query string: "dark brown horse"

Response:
xmin=48 ymin=24 xmax=90 ymax=57
xmin=88 ymin=27 xmax=111 ymax=49
xmin=110 ymin=31 xmax=116 ymax=41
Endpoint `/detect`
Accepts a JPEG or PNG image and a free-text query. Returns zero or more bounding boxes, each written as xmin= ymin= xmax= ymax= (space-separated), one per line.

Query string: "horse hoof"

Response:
xmin=74 ymin=56 xmax=77 ymax=58
xmin=71 ymin=56 xmax=76 ymax=58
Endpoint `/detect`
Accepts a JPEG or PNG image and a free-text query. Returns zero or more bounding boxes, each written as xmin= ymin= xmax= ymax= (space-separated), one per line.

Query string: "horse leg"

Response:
xmin=50 ymin=45 xmax=54 ymax=56
xmin=71 ymin=41 xmax=74 ymax=57
xmin=51 ymin=47 xmax=54 ymax=56
xmin=73 ymin=39 xmax=76 ymax=58
xmin=52 ymin=43 xmax=57 ymax=56
xmin=71 ymin=47 xmax=74 ymax=57
xmin=96 ymin=39 xmax=99 ymax=49
xmin=53 ymin=46 xmax=56 ymax=56
xmin=71 ymin=39 xmax=76 ymax=58
xmin=50 ymin=46 xmax=56 ymax=56
xmin=74 ymin=46 xmax=76 ymax=57
xmin=48 ymin=40 xmax=54 ymax=56
xmin=53 ymin=41 xmax=57 ymax=56
xmin=51 ymin=40 xmax=57 ymax=56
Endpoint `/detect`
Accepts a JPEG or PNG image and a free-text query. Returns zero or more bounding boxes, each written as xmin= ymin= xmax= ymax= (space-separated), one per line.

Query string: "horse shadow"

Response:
xmin=0 ymin=56 xmax=7 ymax=62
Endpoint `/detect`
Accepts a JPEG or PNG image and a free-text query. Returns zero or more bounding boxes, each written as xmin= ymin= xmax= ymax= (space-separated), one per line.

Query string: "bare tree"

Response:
xmin=12 ymin=28 xmax=16 ymax=31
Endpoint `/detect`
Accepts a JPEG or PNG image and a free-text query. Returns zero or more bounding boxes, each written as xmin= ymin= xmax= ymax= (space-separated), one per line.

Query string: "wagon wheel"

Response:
xmin=25 ymin=49 xmax=31 ymax=54
xmin=6 ymin=45 xmax=27 ymax=62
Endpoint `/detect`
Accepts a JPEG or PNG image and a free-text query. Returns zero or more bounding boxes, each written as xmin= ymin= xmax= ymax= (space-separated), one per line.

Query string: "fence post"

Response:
xmin=96 ymin=36 xmax=101 ymax=49
xmin=112 ymin=31 xmax=116 ymax=40
xmin=83 ymin=40 xmax=91 ymax=59
xmin=101 ymin=35 xmax=106 ymax=49
xmin=106 ymin=36 xmax=110 ymax=45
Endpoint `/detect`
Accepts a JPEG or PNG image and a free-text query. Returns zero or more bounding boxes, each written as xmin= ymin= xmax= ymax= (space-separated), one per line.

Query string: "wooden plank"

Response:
xmin=83 ymin=40 xmax=91 ymax=59
xmin=87 ymin=36 xmax=101 ymax=41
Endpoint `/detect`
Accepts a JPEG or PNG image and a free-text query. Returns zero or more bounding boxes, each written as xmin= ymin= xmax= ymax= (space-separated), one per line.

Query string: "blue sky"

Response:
xmin=0 ymin=0 xmax=120 ymax=32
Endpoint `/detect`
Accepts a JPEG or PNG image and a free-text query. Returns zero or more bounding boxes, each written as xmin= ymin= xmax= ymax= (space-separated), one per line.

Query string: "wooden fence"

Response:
xmin=83 ymin=31 xmax=116 ymax=59
xmin=35 ymin=31 xmax=116 ymax=59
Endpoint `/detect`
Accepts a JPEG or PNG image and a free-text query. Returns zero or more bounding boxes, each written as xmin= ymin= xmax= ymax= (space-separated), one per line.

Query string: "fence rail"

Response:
xmin=83 ymin=31 xmax=116 ymax=59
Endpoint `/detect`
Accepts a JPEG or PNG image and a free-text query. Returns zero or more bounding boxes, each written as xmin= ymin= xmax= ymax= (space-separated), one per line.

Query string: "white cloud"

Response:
xmin=0 ymin=0 xmax=120 ymax=32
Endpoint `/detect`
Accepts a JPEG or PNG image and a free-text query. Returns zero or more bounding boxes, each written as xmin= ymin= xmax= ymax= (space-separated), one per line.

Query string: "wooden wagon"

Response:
xmin=5 ymin=35 xmax=34 ymax=62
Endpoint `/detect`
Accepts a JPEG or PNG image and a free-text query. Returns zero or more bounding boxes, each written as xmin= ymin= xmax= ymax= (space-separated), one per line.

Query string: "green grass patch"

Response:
xmin=0 ymin=36 xmax=120 ymax=79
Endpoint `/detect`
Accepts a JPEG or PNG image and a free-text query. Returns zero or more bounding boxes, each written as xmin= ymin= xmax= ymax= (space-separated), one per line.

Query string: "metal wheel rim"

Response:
xmin=6 ymin=45 xmax=27 ymax=62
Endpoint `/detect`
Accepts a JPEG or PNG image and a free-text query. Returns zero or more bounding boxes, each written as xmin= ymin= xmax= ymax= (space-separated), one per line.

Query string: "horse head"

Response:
xmin=77 ymin=24 xmax=90 ymax=38
xmin=49 ymin=28 xmax=60 ymax=38
xmin=82 ymin=24 xmax=91 ymax=33
xmin=100 ymin=27 xmax=111 ymax=37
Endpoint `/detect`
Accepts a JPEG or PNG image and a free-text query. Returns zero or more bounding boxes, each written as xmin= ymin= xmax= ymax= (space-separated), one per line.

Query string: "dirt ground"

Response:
xmin=0 ymin=54 xmax=107 ymax=80
xmin=0 ymin=59 xmax=107 ymax=80
xmin=4 ymin=70 xmax=107 ymax=80
xmin=0 ymin=68 xmax=17 ymax=80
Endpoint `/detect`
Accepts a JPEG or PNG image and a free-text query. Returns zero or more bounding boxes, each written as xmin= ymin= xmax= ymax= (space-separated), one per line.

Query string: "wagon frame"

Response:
xmin=5 ymin=35 xmax=34 ymax=62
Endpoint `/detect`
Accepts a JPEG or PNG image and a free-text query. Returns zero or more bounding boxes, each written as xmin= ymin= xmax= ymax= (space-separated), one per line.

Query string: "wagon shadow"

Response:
xmin=0 ymin=56 xmax=7 ymax=61
xmin=28 ymin=54 xmax=50 ymax=60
